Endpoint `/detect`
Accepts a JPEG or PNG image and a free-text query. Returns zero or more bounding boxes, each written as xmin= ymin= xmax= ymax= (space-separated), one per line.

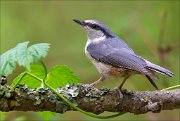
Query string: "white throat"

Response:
xmin=86 ymin=36 xmax=106 ymax=45
xmin=85 ymin=36 xmax=106 ymax=60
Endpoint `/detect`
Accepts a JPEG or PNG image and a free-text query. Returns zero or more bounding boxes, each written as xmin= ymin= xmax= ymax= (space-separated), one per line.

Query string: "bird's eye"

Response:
xmin=91 ymin=24 xmax=98 ymax=29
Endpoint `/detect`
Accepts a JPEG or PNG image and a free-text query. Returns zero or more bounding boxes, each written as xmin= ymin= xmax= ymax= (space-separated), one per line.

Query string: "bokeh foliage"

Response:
xmin=1 ymin=1 xmax=179 ymax=121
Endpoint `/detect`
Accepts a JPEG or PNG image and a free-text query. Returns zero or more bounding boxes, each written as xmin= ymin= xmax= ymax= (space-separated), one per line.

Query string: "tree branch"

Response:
xmin=0 ymin=84 xmax=179 ymax=115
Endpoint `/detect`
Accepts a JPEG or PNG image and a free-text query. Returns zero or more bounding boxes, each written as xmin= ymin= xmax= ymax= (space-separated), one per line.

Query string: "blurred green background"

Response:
xmin=0 ymin=1 xmax=179 ymax=121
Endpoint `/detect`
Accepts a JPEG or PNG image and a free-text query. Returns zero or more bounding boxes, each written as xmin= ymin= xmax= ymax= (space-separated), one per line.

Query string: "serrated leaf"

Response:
xmin=11 ymin=65 xmax=46 ymax=88
xmin=16 ymin=41 xmax=32 ymax=70
xmin=46 ymin=65 xmax=80 ymax=88
xmin=16 ymin=42 xmax=50 ymax=71
xmin=0 ymin=41 xmax=50 ymax=76
xmin=0 ymin=48 xmax=17 ymax=76
xmin=28 ymin=43 xmax=50 ymax=62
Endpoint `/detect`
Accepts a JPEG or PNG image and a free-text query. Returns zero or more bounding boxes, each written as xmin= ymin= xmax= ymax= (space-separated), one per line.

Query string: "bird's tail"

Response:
xmin=145 ymin=60 xmax=173 ymax=77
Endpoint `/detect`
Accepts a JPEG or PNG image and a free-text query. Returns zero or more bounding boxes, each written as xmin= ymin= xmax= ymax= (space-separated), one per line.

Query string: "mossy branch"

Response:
xmin=0 ymin=84 xmax=179 ymax=115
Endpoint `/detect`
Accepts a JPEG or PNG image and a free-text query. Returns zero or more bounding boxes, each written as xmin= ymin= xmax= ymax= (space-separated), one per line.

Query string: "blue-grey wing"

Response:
xmin=106 ymin=37 xmax=135 ymax=54
xmin=87 ymin=43 xmax=151 ymax=75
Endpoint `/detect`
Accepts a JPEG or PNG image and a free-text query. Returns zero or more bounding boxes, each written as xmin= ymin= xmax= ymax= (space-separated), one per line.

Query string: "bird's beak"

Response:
xmin=73 ymin=19 xmax=85 ymax=26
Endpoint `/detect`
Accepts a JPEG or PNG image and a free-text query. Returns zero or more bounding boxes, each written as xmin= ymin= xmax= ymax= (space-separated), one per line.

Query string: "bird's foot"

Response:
xmin=114 ymin=86 xmax=124 ymax=92
xmin=89 ymin=81 xmax=98 ymax=87
xmin=89 ymin=76 xmax=105 ymax=87
xmin=114 ymin=87 xmax=124 ymax=99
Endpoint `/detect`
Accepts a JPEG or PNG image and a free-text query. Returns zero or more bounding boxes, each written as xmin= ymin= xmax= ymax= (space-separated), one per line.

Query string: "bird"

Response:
xmin=73 ymin=19 xmax=173 ymax=90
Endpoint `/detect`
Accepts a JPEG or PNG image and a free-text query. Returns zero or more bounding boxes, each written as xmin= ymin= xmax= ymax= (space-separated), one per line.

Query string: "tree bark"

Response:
xmin=0 ymin=84 xmax=179 ymax=114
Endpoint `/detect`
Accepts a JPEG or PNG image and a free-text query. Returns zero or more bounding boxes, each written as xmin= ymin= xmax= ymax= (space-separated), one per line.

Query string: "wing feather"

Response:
xmin=86 ymin=42 xmax=154 ymax=76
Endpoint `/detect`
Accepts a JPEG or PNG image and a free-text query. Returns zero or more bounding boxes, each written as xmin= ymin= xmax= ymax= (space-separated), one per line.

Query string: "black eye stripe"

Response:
xmin=86 ymin=23 xmax=106 ymax=33
xmin=85 ymin=22 xmax=113 ymax=38
xmin=86 ymin=23 xmax=100 ymax=30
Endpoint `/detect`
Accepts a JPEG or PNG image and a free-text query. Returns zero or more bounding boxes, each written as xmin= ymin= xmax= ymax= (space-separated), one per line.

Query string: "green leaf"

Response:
xmin=16 ymin=42 xmax=50 ymax=71
xmin=29 ymin=64 xmax=47 ymax=80
xmin=46 ymin=65 xmax=80 ymax=88
xmin=11 ymin=65 xmax=46 ymax=88
xmin=28 ymin=43 xmax=50 ymax=62
xmin=0 ymin=41 xmax=50 ymax=76
xmin=0 ymin=112 xmax=7 ymax=121
xmin=16 ymin=42 xmax=32 ymax=70
xmin=13 ymin=116 xmax=26 ymax=121
xmin=0 ymin=48 xmax=17 ymax=76
xmin=38 ymin=111 xmax=57 ymax=121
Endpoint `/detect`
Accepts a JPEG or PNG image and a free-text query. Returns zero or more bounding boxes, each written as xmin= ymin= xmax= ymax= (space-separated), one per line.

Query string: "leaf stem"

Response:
xmin=40 ymin=61 xmax=47 ymax=80
xmin=161 ymin=84 xmax=180 ymax=91
xmin=40 ymin=61 xmax=47 ymax=88
xmin=12 ymin=72 xmax=27 ymax=89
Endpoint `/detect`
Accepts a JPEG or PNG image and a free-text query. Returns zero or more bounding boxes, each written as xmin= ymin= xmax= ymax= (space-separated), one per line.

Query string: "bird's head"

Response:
xmin=73 ymin=19 xmax=114 ymax=40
